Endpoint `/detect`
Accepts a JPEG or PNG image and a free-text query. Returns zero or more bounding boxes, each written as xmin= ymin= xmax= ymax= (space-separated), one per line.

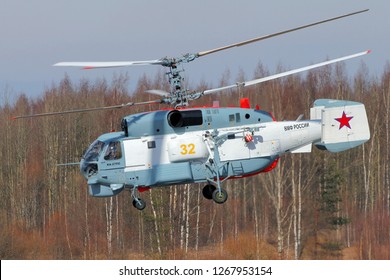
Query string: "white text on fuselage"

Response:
xmin=284 ymin=123 xmax=309 ymax=131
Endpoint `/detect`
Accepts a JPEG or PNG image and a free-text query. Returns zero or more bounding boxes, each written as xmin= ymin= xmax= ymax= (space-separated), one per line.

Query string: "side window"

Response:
xmin=104 ymin=141 xmax=122 ymax=160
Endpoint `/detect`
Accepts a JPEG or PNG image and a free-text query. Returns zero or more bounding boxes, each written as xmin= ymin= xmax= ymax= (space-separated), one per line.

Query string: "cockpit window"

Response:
xmin=104 ymin=141 xmax=122 ymax=160
xmin=83 ymin=140 xmax=105 ymax=162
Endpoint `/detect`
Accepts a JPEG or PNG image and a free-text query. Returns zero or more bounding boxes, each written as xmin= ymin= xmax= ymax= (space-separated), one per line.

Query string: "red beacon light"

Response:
xmin=240 ymin=98 xmax=251 ymax=109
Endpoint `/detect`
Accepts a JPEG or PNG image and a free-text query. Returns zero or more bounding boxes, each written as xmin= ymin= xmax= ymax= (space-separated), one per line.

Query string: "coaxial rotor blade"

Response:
xmin=203 ymin=50 xmax=371 ymax=96
xmin=197 ymin=9 xmax=368 ymax=57
xmin=12 ymin=99 xmax=162 ymax=119
xmin=146 ymin=89 xmax=170 ymax=97
xmin=53 ymin=59 xmax=164 ymax=69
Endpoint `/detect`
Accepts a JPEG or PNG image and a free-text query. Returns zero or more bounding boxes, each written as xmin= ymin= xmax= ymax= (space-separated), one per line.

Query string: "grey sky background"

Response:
xmin=0 ymin=0 xmax=387 ymax=102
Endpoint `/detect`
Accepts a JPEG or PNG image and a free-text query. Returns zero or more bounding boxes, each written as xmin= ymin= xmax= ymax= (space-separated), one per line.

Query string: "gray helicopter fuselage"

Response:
xmin=80 ymin=105 xmax=322 ymax=197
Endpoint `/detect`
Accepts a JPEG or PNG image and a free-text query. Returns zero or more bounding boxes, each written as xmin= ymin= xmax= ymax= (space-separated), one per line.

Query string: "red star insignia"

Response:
xmin=335 ymin=111 xmax=353 ymax=129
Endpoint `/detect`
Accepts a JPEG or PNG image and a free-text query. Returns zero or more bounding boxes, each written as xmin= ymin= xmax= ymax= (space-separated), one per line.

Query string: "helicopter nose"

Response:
xmin=80 ymin=159 xmax=98 ymax=180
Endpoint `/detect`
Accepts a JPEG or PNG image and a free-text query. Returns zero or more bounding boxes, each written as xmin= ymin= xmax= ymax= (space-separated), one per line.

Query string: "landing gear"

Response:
xmin=202 ymin=184 xmax=216 ymax=200
xmin=203 ymin=130 xmax=231 ymax=205
xmin=132 ymin=198 xmax=146 ymax=210
xmin=212 ymin=188 xmax=228 ymax=204
xmin=203 ymin=184 xmax=228 ymax=204
xmin=130 ymin=186 xmax=146 ymax=211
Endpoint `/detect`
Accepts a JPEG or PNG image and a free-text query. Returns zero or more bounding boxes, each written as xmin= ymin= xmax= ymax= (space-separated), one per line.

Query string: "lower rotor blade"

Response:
xmin=203 ymin=50 xmax=371 ymax=95
xmin=245 ymin=50 xmax=371 ymax=87
xmin=12 ymin=100 xmax=162 ymax=119
xmin=146 ymin=90 xmax=170 ymax=97
xmin=197 ymin=9 xmax=368 ymax=57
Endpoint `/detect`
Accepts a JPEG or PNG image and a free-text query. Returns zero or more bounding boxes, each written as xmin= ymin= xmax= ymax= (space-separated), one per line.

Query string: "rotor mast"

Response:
xmin=166 ymin=59 xmax=188 ymax=107
xmin=158 ymin=53 xmax=198 ymax=107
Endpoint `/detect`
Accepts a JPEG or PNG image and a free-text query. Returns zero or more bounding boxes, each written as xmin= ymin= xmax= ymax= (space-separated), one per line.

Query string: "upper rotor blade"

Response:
xmin=203 ymin=50 xmax=371 ymax=95
xmin=53 ymin=60 xmax=164 ymax=69
xmin=197 ymin=9 xmax=369 ymax=57
xmin=12 ymin=100 xmax=162 ymax=119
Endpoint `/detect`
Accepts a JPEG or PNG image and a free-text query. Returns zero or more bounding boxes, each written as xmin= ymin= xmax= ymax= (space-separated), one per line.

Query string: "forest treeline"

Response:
xmin=0 ymin=61 xmax=389 ymax=260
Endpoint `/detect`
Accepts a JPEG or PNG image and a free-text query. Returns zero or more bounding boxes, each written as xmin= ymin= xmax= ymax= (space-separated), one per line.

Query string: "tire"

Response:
xmin=202 ymin=184 xmax=216 ymax=200
xmin=212 ymin=188 xmax=228 ymax=204
xmin=132 ymin=198 xmax=146 ymax=210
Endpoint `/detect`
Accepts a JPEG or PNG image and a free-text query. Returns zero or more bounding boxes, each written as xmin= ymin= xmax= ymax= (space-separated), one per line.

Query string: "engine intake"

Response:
xmin=167 ymin=109 xmax=203 ymax=128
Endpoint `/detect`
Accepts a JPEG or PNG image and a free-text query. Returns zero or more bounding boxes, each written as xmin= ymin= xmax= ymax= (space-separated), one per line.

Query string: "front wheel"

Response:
xmin=132 ymin=198 xmax=146 ymax=210
xmin=212 ymin=188 xmax=228 ymax=204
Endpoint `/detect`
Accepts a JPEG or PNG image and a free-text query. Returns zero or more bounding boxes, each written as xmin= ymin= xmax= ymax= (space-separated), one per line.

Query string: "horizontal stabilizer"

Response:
xmin=291 ymin=143 xmax=312 ymax=153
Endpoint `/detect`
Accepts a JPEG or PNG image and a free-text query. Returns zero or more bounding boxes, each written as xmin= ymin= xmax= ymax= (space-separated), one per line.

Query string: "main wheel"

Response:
xmin=212 ymin=188 xmax=228 ymax=204
xmin=202 ymin=184 xmax=216 ymax=200
xmin=132 ymin=198 xmax=146 ymax=210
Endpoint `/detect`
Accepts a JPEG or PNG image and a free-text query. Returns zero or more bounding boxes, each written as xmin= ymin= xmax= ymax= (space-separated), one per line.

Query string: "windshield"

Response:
xmin=83 ymin=140 xmax=105 ymax=162
xmin=104 ymin=141 xmax=122 ymax=160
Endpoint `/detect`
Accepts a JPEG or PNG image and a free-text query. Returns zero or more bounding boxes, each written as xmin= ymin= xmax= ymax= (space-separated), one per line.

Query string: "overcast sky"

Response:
xmin=0 ymin=0 xmax=388 ymax=101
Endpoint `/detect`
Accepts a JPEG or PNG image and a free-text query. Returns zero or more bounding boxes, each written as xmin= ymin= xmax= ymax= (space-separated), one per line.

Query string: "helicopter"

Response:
xmin=14 ymin=9 xmax=370 ymax=210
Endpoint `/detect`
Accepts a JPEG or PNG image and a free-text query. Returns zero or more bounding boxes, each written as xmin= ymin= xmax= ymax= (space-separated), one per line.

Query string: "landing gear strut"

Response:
xmin=203 ymin=129 xmax=230 ymax=205
xmin=130 ymin=187 xmax=146 ymax=210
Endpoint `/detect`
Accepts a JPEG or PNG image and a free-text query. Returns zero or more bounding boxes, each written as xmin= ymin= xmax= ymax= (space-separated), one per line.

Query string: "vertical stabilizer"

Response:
xmin=310 ymin=99 xmax=370 ymax=152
